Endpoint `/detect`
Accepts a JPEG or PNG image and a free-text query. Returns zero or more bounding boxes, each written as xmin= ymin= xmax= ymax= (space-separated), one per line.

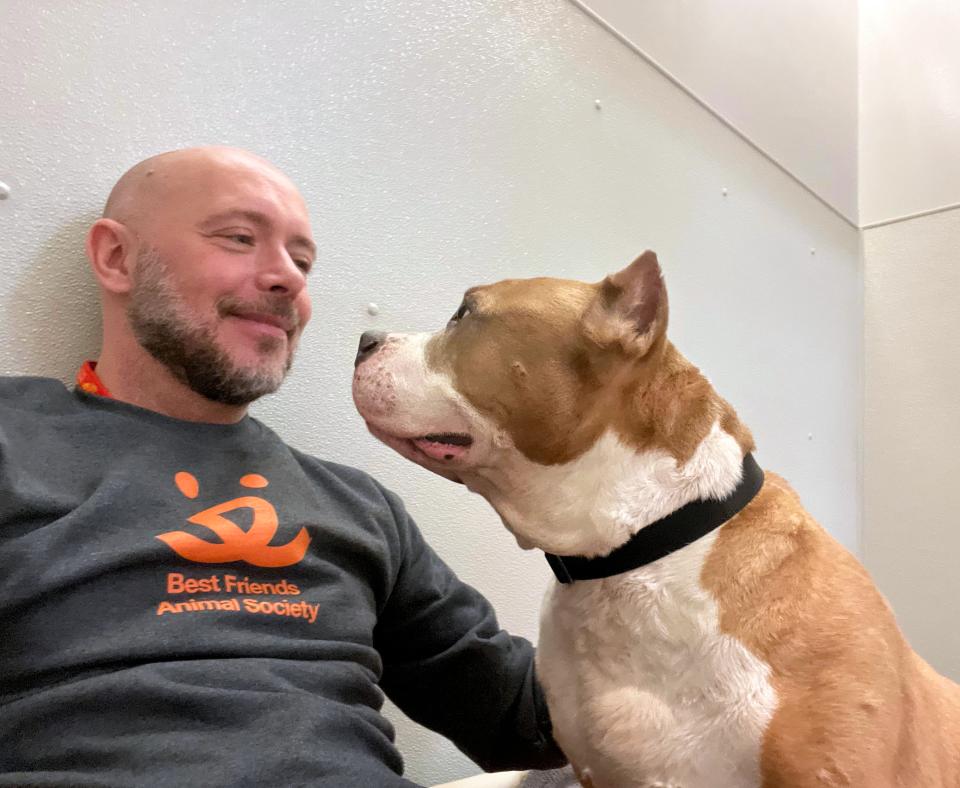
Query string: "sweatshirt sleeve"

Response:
xmin=372 ymin=488 xmax=567 ymax=773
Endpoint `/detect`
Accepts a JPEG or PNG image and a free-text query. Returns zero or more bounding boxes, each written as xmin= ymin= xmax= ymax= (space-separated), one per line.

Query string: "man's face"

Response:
xmin=126 ymin=156 xmax=315 ymax=404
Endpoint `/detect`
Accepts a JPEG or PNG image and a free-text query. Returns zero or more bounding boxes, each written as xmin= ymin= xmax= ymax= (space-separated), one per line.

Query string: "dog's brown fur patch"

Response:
xmin=427 ymin=265 xmax=753 ymax=467
xmin=702 ymin=474 xmax=960 ymax=786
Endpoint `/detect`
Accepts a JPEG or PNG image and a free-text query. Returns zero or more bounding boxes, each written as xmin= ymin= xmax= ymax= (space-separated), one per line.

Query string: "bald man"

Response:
xmin=86 ymin=146 xmax=315 ymax=419
xmin=0 ymin=148 xmax=566 ymax=787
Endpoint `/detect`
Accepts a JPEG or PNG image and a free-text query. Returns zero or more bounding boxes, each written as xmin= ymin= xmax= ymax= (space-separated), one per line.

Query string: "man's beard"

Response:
xmin=127 ymin=247 xmax=299 ymax=406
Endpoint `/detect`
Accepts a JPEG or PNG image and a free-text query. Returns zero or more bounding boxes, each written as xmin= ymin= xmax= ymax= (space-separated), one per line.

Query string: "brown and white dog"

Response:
xmin=352 ymin=252 xmax=960 ymax=787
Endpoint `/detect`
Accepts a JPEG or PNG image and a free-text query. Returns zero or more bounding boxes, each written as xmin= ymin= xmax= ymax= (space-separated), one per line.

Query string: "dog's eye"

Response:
xmin=448 ymin=302 xmax=471 ymax=325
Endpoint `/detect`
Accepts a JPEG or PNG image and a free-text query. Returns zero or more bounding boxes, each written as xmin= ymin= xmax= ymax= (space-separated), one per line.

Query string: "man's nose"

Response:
xmin=258 ymin=248 xmax=306 ymax=296
xmin=355 ymin=331 xmax=387 ymax=368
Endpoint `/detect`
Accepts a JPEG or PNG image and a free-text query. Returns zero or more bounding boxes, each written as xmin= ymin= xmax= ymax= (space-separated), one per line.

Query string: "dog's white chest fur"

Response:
xmin=538 ymin=530 xmax=777 ymax=788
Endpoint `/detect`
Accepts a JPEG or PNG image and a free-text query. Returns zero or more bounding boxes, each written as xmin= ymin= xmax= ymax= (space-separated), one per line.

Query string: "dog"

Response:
xmin=352 ymin=251 xmax=960 ymax=787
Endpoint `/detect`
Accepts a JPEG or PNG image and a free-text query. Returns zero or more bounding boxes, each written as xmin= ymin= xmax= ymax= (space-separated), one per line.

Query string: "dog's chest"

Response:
xmin=537 ymin=534 xmax=777 ymax=788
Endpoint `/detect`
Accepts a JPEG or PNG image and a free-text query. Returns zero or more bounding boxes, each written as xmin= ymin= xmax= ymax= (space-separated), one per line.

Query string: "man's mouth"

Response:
xmin=232 ymin=311 xmax=295 ymax=332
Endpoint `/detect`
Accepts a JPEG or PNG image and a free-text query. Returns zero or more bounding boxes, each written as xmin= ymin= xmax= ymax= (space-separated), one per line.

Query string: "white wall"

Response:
xmin=863 ymin=209 xmax=960 ymax=679
xmin=860 ymin=0 xmax=960 ymax=679
xmin=1 ymin=1 xmax=861 ymax=784
xmin=859 ymin=0 xmax=960 ymax=226
xmin=573 ymin=0 xmax=860 ymax=224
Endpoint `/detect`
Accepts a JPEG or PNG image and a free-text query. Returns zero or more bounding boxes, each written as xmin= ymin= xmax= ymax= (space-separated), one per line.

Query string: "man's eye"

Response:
xmin=448 ymin=303 xmax=471 ymax=324
xmin=225 ymin=234 xmax=255 ymax=246
xmin=294 ymin=260 xmax=313 ymax=274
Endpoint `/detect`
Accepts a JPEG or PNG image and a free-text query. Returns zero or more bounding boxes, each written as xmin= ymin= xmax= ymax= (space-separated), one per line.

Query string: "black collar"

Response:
xmin=545 ymin=453 xmax=764 ymax=584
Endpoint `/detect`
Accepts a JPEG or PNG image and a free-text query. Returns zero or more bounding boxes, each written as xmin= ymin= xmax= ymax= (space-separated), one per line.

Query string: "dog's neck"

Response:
xmin=467 ymin=346 xmax=755 ymax=558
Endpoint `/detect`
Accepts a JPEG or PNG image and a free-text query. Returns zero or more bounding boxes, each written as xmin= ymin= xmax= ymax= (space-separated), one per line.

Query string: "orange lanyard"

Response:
xmin=76 ymin=360 xmax=113 ymax=399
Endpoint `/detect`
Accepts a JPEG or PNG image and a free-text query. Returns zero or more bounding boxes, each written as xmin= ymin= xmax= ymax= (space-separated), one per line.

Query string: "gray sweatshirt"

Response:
xmin=0 ymin=377 xmax=563 ymax=787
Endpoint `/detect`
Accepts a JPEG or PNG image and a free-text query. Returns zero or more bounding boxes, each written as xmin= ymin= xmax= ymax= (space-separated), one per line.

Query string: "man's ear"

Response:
xmin=582 ymin=250 xmax=669 ymax=356
xmin=85 ymin=218 xmax=138 ymax=295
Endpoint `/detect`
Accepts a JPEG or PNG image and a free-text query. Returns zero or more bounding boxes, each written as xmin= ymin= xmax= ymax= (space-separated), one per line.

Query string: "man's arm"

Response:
xmin=373 ymin=489 xmax=567 ymax=773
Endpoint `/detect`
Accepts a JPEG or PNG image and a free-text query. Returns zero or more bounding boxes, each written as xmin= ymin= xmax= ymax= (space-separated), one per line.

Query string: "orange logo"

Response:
xmin=157 ymin=472 xmax=311 ymax=568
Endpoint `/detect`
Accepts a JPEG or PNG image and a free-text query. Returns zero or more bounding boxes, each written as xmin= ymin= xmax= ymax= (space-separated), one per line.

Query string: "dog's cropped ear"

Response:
xmin=582 ymin=250 xmax=668 ymax=356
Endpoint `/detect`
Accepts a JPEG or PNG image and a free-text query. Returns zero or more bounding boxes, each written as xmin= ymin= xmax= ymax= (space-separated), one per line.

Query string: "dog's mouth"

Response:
xmin=364 ymin=423 xmax=473 ymax=483
xmin=410 ymin=432 xmax=474 ymax=461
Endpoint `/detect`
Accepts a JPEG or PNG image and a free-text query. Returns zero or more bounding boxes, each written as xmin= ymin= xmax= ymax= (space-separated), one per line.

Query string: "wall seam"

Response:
xmin=565 ymin=0 xmax=859 ymax=230
xmin=861 ymin=201 xmax=960 ymax=230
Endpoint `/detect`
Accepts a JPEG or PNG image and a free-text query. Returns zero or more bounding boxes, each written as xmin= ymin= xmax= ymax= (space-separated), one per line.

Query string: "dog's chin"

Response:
xmin=365 ymin=423 xmax=468 ymax=484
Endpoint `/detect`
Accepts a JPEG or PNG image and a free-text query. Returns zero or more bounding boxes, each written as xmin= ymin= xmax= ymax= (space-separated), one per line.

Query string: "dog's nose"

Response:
xmin=355 ymin=330 xmax=388 ymax=368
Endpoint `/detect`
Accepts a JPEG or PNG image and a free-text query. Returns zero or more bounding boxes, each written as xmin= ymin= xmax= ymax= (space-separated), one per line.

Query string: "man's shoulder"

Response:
xmin=286 ymin=445 xmax=385 ymax=495
xmin=0 ymin=375 xmax=76 ymax=412
xmin=281 ymin=443 xmax=407 ymax=520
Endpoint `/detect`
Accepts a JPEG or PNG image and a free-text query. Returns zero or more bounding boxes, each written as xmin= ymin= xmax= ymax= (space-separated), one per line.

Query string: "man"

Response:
xmin=0 ymin=147 xmax=565 ymax=786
